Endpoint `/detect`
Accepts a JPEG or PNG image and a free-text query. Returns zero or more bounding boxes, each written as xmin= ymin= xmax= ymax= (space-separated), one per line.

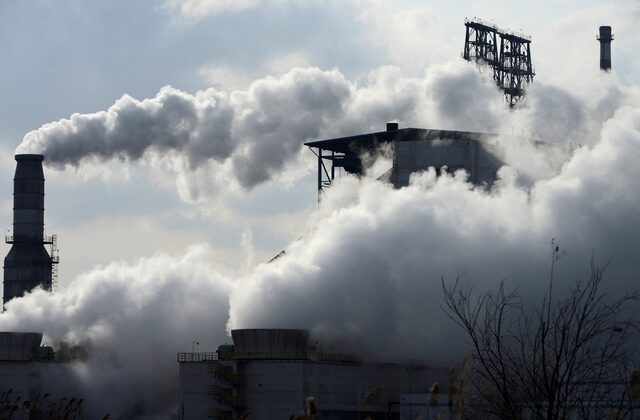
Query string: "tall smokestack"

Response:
xmin=3 ymin=154 xmax=57 ymax=308
xmin=597 ymin=26 xmax=614 ymax=71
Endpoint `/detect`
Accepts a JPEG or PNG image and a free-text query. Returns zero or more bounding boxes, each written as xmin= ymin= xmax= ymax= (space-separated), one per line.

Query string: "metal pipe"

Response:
xmin=598 ymin=26 xmax=614 ymax=71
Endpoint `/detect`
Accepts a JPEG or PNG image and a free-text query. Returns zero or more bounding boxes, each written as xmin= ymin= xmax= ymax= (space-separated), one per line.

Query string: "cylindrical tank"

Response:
xmin=598 ymin=26 xmax=613 ymax=71
xmin=3 ymin=154 xmax=53 ymax=307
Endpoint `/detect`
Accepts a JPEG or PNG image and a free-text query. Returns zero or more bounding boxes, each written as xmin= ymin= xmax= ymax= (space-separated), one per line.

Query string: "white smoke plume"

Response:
xmin=5 ymin=62 xmax=640 ymax=418
xmin=228 ymin=95 xmax=640 ymax=360
xmin=17 ymin=67 xmax=351 ymax=202
xmin=1 ymin=245 xmax=233 ymax=418
xmin=17 ymin=62 xmax=509 ymax=204
xmin=19 ymin=62 xmax=619 ymax=206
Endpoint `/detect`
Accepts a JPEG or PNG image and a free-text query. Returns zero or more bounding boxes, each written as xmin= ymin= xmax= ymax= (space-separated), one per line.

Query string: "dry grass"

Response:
xmin=0 ymin=389 xmax=108 ymax=420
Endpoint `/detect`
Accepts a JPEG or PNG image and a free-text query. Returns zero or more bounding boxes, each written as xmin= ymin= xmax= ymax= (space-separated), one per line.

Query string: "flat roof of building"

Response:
xmin=304 ymin=127 xmax=498 ymax=154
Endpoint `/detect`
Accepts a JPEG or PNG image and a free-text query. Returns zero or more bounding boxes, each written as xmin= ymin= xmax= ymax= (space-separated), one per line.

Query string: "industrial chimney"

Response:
xmin=597 ymin=26 xmax=614 ymax=71
xmin=3 ymin=154 xmax=58 ymax=308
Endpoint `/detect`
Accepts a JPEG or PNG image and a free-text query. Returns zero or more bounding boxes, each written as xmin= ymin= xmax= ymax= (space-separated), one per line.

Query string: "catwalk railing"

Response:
xmin=177 ymin=351 xmax=430 ymax=367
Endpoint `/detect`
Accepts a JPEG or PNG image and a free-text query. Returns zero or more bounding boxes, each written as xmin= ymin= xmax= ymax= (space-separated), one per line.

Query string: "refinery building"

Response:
xmin=178 ymin=329 xmax=445 ymax=420
xmin=176 ymin=122 xmax=508 ymax=420
xmin=0 ymin=19 xmax=619 ymax=420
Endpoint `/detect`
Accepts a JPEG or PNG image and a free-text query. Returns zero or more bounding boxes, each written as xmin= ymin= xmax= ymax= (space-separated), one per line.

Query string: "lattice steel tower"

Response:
xmin=463 ymin=18 xmax=500 ymax=81
xmin=463 ymin=18 xmax=535 ymax=107
xmin=498 ymin=32 xmax=534 ymax=107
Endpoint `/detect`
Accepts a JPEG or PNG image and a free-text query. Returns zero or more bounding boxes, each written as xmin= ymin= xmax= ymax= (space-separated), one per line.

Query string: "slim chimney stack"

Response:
xmin=597 ymin=26 xmax=613 ymax=71
xmin=3 ymin=154 xmax=58 ymax=308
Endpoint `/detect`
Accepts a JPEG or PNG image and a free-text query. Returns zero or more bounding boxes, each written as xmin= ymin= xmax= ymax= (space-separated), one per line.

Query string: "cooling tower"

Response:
xmin=3 ymin=154 xmax=57 ymax=308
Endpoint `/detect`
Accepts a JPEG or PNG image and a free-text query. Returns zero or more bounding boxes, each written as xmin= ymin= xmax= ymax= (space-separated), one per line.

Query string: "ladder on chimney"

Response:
xmin=51 ymin=234 xmax=59 ymax=291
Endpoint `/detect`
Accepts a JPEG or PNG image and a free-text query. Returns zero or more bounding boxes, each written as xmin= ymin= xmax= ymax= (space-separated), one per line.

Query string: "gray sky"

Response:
xmin=0 ymin=0 xmax=639 ymax=417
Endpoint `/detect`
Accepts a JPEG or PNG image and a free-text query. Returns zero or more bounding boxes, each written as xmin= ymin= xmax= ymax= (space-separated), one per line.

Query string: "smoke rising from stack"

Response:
xmin=17 ymin=64 xmax=623 ymax=206
xmin=4 ymin=62 xmax=640 ymax=417
xmin=17 ymin=63 xmax=511 ymax=203
xmin=17 ymin=68 xmax=352 ymax=200
xmin=2 ymin=245 xmax=233 ymax=417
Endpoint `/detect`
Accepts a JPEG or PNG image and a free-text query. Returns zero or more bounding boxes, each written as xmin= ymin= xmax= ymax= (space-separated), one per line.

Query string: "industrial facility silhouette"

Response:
xmin=0 ymin=18 xmax=621 ymax=420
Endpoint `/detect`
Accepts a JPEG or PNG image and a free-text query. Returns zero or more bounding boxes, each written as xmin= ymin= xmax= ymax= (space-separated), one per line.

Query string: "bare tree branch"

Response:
xmin=441 ymin=253 xmax=639 ymax=420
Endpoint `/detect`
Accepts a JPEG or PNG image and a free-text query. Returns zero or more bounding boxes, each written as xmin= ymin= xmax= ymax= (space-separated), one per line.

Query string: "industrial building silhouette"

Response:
xmin=3 ymin=154 xmax=58 ymax=309
xmin=0 ymin=19 xmax=618 ymax=420
xmin=177 ymin=123 xmax=506 ymax=420
xmin=178 ymin=329 xmax=445 ymax=420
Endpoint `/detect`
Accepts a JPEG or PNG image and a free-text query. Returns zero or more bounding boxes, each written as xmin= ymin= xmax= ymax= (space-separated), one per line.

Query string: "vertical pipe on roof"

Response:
xmin=598 ymin=26 xmax=613 ymax=71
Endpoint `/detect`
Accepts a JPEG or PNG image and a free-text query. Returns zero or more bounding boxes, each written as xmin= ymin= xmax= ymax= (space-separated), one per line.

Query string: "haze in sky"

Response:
xmin=0 ymin=0 xmax=639 ymax=418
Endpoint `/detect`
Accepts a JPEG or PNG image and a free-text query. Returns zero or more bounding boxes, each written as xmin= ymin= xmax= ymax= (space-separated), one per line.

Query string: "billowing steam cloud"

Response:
xmin=1 ymin=245 xmax=233 ymax=418
xmin=5 ymin=62 xmax=640 ymax=418
xmin=17 ymin=67 xmax=351 ymax=197
xmin=17 ymin=63 xmax=510 ymax=203
xmin=228 ymin=98 xmax=640 ymax=361
xmin=18 ymin=63 xmax=622 ymax=205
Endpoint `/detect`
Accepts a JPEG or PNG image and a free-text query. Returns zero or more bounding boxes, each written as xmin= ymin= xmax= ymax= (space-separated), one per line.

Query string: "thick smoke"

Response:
xmin=19 ymin=62 xmax=615 ymax=205
xmin=17 ymin=68 xmax=350 ymax=196
xmin=0 ymin=245 xmax=233 ymax=418
xmin=228 ymin=95 xmax=640 ymax=360
xmin=5 ymin=62 xmax=640 ymax=417
xmin=17 ymin=63 xmax=508 ymax=203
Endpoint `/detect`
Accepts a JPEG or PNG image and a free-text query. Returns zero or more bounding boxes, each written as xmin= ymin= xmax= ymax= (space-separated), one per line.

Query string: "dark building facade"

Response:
xmin=3 ymin=154 xmax=57 ymax=307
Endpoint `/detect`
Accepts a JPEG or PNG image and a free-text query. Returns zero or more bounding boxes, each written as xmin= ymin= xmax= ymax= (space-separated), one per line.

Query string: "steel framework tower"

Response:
xmin=3 ymin=154 xmax=58 ymax=308
xmin=499 ymin=32 xmax=534 ymax=107
xmin=463 ymin=18 xmax=500 ymax=81
xmin=463 ymin=18 xmax=535 ymax=107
